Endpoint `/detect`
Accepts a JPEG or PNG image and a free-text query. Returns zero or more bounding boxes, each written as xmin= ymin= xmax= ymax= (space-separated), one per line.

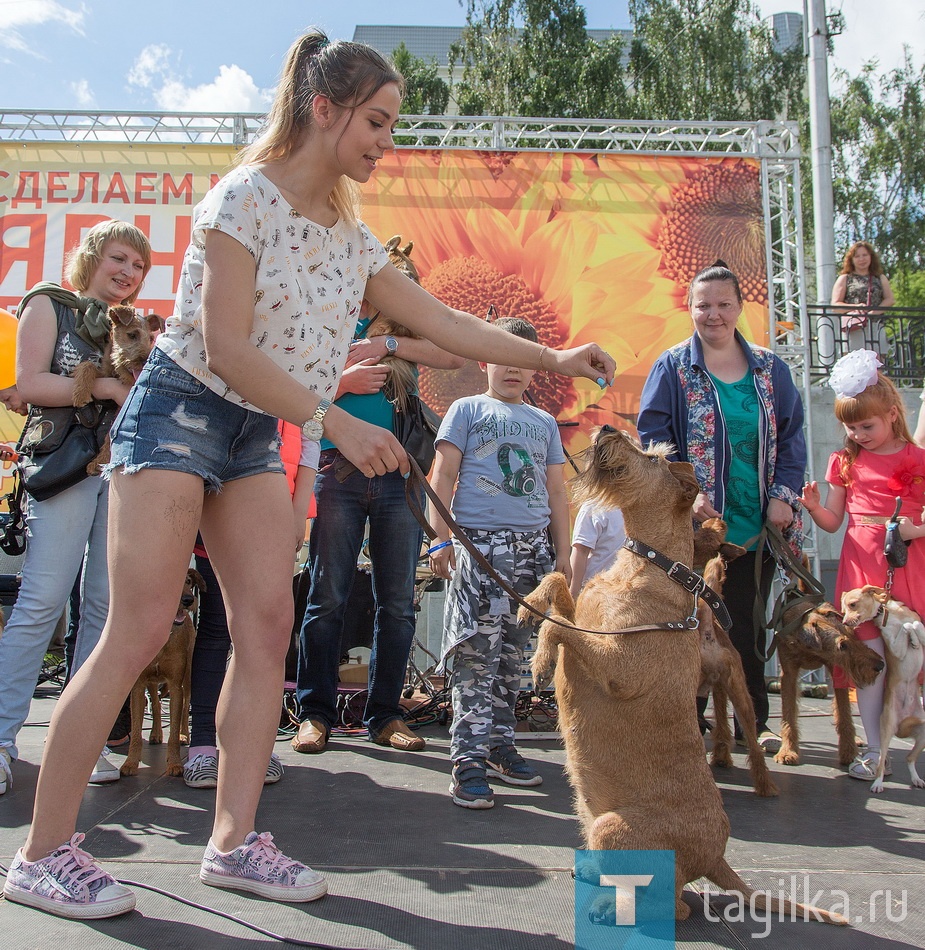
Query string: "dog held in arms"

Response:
xmin=520 ymin=427 xmax=846 ymax=925
xmin=774 ymin=580 xmax=884 ymax=767
xmin=841 ymin=585 xmax=925 ymax=794
xmin=71 ymin=304 xmax=153 ymax=475
xmin=120 ymin=569 xmax=205 ymax=778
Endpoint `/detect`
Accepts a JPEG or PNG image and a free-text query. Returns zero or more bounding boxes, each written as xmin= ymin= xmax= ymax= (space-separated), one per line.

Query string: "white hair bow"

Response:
xmin=827 ymin=349 xmax=882 ymax=399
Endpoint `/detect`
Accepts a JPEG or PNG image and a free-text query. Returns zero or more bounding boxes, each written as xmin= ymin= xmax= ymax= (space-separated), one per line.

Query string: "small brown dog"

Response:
xmin=774 ymin=590 xmax=884 ymax=767
xmin=521 ymin=427 xmax=845 ymax=924
xmin=365 ymin=236 xmax=424 ymax=413
xmin=72 ymin=304 xmax=152 ymax=474
xmin=692 ymin=521 xmax=778 ymax=797
xmin=841 ymin=585 xmax=925 ymax=793
xmin=120 ymin=569 xmax=204 ymax=778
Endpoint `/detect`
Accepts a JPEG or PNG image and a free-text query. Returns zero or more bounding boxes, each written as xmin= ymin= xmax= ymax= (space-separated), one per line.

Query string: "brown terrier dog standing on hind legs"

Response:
xmin=71 ymin=304 xmax=152 ymax=474
xmin=520 ymin=426 xmax=847 ymax=927
xmin=692 ymin=519 xmax=778 ymax=797
xmin=120 ymin=569 xmax=205 ymax=778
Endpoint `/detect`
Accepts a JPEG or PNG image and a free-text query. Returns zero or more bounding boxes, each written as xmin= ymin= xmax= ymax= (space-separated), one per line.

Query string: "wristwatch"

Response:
xmin=301 ymin=398 xmax=332 ymax=442
xmin=384 ymin=336 xmax=398 ymax=356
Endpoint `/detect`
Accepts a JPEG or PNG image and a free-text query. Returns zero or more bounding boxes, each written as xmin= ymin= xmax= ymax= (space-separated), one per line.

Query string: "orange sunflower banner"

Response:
xmin=361 ymin=150 xmax=769 ymax=457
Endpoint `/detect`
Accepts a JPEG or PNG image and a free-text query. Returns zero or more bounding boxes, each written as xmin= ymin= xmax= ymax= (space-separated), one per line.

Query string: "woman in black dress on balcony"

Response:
xmin=831 ymin=241 xmax=895 ymax=354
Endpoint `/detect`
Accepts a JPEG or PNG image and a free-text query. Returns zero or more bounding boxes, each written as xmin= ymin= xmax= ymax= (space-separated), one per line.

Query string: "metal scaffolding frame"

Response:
xmin=0 ymin=107 xmax=812 ymax=464
xmin=0 ymin=109 xmax=808 ymax=352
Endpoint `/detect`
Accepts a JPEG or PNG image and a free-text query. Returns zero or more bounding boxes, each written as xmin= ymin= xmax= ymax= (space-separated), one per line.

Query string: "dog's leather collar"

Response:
xmin=623 ymin=538 xmax=733 ymax=632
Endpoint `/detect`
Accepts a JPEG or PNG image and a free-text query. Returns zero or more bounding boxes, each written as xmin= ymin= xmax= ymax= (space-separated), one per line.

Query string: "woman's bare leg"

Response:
xmin=23 ymin=469 xmax=203 ymax=860
xmin=199 ymin=472 xmax=294 ymax=852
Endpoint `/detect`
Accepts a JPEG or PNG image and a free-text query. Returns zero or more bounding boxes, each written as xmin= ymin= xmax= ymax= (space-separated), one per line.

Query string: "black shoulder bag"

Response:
xmin=17 ymin=400 xmax=118 ymax=502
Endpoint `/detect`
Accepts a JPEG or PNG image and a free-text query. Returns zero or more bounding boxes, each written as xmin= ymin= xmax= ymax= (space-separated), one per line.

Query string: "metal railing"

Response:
xmin=804 ymin=304 xmax=925 ymax=385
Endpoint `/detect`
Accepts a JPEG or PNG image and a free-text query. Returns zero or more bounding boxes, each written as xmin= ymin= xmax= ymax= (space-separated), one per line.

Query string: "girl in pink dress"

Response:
xmin=802 ymin=350 xmax=925 ymax=781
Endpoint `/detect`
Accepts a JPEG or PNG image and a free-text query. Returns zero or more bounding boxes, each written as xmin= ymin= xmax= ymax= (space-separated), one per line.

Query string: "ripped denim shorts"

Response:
xmin=107 ymin=347 xmax=284 ymax=492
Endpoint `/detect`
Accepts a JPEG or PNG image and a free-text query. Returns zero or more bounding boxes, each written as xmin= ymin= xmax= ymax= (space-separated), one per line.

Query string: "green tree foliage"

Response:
xmin=829 ymin=51 xmax=925 ymax=282
xmin=627 ymin=0 xmax=804 ymax=121
xmin=449 ymin=0 xmax=629 ymax=117
xmin=391 ymin=43 xmax=451 ymax=115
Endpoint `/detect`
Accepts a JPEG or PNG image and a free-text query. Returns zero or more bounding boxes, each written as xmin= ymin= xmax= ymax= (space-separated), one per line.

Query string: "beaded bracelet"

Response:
xmin=427 ymin=540 xmax=453 ymax=555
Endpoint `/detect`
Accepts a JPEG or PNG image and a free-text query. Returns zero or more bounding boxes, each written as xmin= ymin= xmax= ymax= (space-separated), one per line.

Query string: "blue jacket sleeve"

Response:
xmin=769 ymin=356 xmax=807 ymax=504
xmin=637 ymin=355 xmax=684 ymax=462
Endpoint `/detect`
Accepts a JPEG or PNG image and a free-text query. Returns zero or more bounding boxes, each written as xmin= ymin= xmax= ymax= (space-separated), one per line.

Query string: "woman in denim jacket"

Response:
xmin=637 ymin=261 xmax=806 ymax=753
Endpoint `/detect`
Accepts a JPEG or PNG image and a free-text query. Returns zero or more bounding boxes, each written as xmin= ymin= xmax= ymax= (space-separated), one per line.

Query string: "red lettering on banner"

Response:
xmin=210 ymin=174 xmax=222 ymax=188
xmin=0 ymin=169 xmax=10 ymax=203
xmin=163 ymin=173 xmax=193 ymax=205
xmin=63 ymin=215 xmax=109 ymax=279
xmin=133 ymin=214 xmax=191 ymax=297
xmin=135 ymin=172 xmax=158 ymax=205
xmin=74 ymin=172 xmax=101 ymax=204
xmin=102 ymin=173 xmax=130 ymax=204
xmin=47 ymin=172 xmax=69 ymax=203
xmin=12 ymin=172 xmax=42 ymax=209
xmin=0 ymin=214 xmax=47 ymax=289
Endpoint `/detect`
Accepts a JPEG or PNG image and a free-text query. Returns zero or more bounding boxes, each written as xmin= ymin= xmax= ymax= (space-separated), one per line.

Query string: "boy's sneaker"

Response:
xmin=184 ymin=753 xmax=219 ymax=789
xmin=450 ymin=759 xmax=494 ymax=809
xmin=487 ymin=745 xmax=543 ymax=786
xmin=0 ymin=747 xmax=12 ymax=796
xmin=88 ymin=748 xmax=120 ymax=785
xmin=200 ymin=832 xmax=327 ymax=902
xmin=2 ymin=833 xmax=136 ymax=919
xmin=264 ymin=752 xmax=284 ymax=785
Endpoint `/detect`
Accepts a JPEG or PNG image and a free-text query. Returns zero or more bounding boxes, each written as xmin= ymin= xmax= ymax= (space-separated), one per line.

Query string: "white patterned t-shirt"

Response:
xmin=156 ymin=165 xmax=389 ymax=411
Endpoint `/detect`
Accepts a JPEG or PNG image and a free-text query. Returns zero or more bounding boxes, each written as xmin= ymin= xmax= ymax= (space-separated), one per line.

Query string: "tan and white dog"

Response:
xmin=840 ymin=585 xmax=925 ymax=794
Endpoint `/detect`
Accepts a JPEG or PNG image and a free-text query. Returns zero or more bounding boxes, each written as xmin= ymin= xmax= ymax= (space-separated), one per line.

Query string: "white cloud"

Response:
xmin=127 ymin=44 xmax=173 ymax=90
xmin=70 ymin=78 xmax=95 ymax=107
xmin=0 ymin=0 xmax=85 ymax=55
xmin=155 ymin=64 xmax=271 ymax=112
xmin=127 ymin=45 xmax=271 ymax=112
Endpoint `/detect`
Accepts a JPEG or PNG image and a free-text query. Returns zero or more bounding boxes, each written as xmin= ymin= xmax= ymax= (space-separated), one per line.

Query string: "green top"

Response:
xmin=710 ymin=371 xmax=762 ymax=550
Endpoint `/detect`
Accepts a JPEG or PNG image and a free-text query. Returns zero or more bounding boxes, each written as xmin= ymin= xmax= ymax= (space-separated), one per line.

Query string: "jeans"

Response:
xmin=189 ymin=553 xmax=231 ymax=749
xmin=296 ymin=450 xmax=423 ymax=736
xmin=0 ymin=476 xmax=110 ymax=759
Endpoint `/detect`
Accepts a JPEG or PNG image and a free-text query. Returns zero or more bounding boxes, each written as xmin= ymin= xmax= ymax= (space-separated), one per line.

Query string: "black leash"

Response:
xmin=753 ymin=522 xmax=827 ymax=662
xmin=404 ymin=457 xmax=726 ymax=636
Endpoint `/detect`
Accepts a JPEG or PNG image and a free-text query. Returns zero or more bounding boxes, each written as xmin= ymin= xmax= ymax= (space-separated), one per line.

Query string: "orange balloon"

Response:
xmin=0 ymin=309 xmax=16 ymax=390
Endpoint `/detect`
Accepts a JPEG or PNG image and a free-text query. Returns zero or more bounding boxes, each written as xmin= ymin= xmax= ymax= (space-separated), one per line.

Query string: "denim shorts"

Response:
xmin=106 ymin=347 xmax=284 ymax=492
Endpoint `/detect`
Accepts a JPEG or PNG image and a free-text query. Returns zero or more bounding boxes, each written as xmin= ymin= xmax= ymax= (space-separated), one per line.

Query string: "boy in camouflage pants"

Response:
xmin=428 ymin=318 xmax=572 ymax=808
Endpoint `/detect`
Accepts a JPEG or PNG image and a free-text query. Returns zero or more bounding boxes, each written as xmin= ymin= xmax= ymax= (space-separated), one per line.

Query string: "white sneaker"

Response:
xmin=88 ymin=748 xmax=120 ymax=785
xmin=0 ymin=747 xmax=12 ymax=795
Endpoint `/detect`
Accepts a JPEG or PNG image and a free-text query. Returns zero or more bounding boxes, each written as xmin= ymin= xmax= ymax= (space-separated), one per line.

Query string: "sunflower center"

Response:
xmin=420 ymin=256 xmax=573 ymax=418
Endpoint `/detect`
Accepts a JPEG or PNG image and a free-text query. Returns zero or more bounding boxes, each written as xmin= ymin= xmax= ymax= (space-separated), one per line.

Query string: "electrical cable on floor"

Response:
xmin=0 ymin=861 xmax=384 ymax=950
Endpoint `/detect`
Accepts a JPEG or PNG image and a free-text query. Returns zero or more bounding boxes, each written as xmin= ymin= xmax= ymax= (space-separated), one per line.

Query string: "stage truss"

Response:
xmin=0 ymin=108 xmax=813 ymax=472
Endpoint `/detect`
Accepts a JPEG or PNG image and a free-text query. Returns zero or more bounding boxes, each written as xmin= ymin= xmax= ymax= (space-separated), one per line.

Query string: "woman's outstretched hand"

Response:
xmin=548 ymin=344 xmax=616 ymax=386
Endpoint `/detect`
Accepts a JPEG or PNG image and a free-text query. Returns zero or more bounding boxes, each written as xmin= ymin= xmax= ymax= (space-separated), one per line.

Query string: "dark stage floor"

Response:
xmin=1 ymin=682 xmax=923 ymax=949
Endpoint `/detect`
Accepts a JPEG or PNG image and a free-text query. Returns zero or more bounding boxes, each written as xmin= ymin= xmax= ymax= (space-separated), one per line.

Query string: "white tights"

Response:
xmin=854 ymin=636 xmax=887 ymax=753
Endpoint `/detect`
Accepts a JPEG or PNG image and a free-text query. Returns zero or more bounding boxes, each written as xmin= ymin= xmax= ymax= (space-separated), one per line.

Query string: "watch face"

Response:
xmin=302 ymin=419 xmax=324 ymax=441
xmin=385 ymin=336 xmax=398 ymax=355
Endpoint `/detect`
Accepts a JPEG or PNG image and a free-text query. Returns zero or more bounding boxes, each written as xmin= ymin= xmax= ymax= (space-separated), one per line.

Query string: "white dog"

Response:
xmin=841 ymin=585 xmax=925 ymax=794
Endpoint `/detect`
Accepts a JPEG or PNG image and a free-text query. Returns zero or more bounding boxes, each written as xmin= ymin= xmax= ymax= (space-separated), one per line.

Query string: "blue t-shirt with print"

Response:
xmin=437 ymin=393 xmax=565 ymax=532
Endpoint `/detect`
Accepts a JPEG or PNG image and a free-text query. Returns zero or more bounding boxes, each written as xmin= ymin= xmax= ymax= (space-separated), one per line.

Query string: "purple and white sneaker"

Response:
xmin=199 ymin=831 xmax=327 ymax=902
xmin=2 ymin=833 xmax=136 ymax=919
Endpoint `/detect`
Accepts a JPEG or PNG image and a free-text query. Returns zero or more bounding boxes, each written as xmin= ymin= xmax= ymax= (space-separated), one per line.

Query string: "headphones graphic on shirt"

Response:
xmin=497 ymin=443 xmax=537 ymax=497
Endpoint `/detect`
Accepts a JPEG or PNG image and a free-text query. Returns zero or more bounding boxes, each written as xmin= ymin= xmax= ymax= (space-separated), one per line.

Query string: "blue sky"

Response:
xmin=1 ymin=1 xmax=921 ymax=113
